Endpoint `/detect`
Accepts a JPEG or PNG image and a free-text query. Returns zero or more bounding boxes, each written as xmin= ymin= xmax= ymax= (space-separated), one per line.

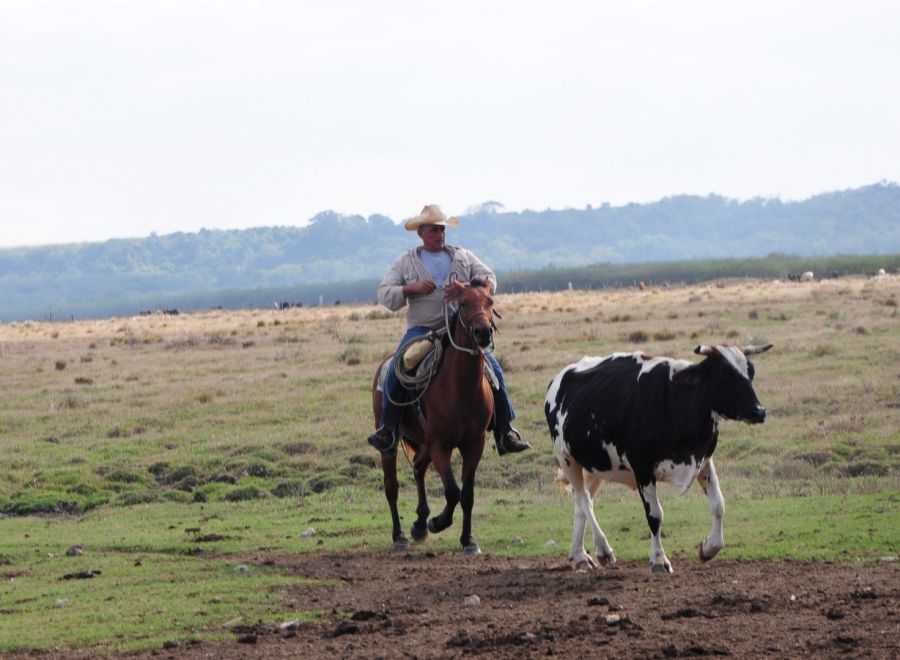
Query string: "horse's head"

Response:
xmin=446 ymin=279 xmax=494 ymax=350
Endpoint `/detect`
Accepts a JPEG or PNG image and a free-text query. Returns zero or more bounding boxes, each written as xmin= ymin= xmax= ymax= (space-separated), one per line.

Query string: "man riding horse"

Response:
xmin=367 ymin=204 xmax=531 ymax=457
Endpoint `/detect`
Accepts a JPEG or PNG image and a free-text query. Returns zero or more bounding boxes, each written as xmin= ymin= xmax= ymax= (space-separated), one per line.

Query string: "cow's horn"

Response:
xmin=743 ymin=343 xmax=774 ymax=355
xmin=694 ymin=345 xmax=715 ymax=355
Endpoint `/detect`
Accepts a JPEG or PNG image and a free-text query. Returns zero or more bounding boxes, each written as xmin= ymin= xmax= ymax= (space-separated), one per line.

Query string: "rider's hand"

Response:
xmin=404 ymin=280 xmax=437 ymax=297
xmin=443 ymin=280 xmax=467 ymax=301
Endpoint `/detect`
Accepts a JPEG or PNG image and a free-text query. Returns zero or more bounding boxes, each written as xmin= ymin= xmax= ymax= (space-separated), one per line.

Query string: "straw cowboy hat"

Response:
xmin=404 ymin=204 xmax=460 ymax=231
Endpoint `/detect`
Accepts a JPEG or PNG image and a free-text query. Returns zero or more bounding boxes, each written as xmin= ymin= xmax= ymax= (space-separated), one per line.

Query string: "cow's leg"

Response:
xmin=584 ymin=472 xmax=616 ymax=566
xmin=556 ymin=439 xmax=613 ymax=569
xmin=381 ymin=450 xmax=408 ymax=550
xmin=410 ymin=453 xmax=430 ymax=542
xmin=457 ymin=436 xmax=485 ymax=555
xmin=696 ymin=458 xmax=725 ymax=561
xmin=637 ymin=479 xmax=672 ymax=573
xmin=427 ymin=445 xmax=460 ymax=534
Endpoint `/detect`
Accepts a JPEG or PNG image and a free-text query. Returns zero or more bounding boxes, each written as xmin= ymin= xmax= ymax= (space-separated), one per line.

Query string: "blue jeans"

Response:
xmin=381 ymin=325 xmax=516 ymax=425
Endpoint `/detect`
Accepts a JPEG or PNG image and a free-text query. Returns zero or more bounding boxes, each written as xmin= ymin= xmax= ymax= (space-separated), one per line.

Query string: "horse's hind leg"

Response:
xmin=410 ymin=455 xmax=430 ymax=542
xmin=427 ymin=446 xmax=460 ymax=535
xmin=458 ymin=437 xmax=485 ymax=555
xmin=381 ymin=451 xmax=409 ymax=550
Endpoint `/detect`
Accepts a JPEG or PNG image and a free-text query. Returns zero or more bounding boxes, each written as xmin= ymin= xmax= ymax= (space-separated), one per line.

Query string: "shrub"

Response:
xmin=339 ymin=348 xmax=361 ymax=365
xmin=628 ymin=330 xmax=648 ymax=343
xmin=117 ymin=490 xmax=159 ymax=506
xmin=55 ymin=360 xmax=67 ymax=370
xmin=271 ymin=481 xmax=306 ymax=498
xmin=348 ymin=454 xmax=377 ymax=468
xmin=282 ymin=441 xmax=316 ymax=455
xmin=306 ymin=473 xmax=338 ymax=494
xmin=175 ymin=475 xmax=201 ymax=492
xmin=225 ymin=486 xmax=261 ymax=502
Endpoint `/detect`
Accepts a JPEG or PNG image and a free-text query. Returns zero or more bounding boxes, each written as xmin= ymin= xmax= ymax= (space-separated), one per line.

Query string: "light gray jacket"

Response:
xmin=377 ymin=245 xmax=497 ymax=329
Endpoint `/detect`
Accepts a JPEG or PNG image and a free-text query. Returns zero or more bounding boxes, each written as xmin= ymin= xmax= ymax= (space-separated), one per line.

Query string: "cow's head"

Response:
xmin=675 ymin=343 xmax=773 ymax=423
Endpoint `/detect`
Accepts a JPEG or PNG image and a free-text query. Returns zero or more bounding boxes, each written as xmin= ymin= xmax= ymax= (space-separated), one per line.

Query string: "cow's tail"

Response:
xmin=554 ymin=467 xmax=573 ymax=493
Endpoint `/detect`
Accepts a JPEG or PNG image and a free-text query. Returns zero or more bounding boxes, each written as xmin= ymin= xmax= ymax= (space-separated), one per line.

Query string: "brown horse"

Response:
xmin=371 ymin=280 xmax=495 ymax=555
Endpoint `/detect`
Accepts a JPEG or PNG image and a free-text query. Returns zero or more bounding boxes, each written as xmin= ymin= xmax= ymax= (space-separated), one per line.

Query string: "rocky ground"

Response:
xmin=111 ymin=552 xmax=899 ymax=659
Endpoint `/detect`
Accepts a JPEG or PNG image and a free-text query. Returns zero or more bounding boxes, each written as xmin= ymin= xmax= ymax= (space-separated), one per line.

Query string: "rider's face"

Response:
xmin=418 ymin=224 xmax=446 ymax=252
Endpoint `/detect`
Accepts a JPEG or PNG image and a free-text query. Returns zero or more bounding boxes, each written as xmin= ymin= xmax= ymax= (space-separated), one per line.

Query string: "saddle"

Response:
xmin=376 ymin=329 xmax=499 ymax=395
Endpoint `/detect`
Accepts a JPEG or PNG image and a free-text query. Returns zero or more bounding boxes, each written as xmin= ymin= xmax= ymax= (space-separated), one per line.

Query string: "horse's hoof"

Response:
xmin=698 ymin=541 xmax=711 ymax=562
xmin=427 ymin=519 xmax=438 ymax=534
xmin=651 ymin=562 xmax=673 ymax=574
xmin=463 ymin=543 xmax=481 ymax=556
xmin=599 ymin=552 xmax=617 ymax=567
xmin=410 ymin=524 xmax=428 ymax=543
xmin=392 ymin=537 xmax=410 ymax=551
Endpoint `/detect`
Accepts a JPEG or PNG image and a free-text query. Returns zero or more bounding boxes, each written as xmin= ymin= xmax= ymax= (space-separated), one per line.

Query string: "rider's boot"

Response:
xmin=492 ymin=388 xmax=531 ymax=456
xmin=367 ymin=395 xmax=403 ymax=455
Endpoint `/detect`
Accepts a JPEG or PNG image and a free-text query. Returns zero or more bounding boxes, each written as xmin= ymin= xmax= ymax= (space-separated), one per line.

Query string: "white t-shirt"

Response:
xmin=418 ymin=249 xmax=452 ymax=287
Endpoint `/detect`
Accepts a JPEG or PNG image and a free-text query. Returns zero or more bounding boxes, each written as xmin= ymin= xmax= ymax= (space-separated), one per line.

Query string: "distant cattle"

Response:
xmin=274 ymin=301 xmax=302 ymax=310
xmin=545 ymin=343 xmax=773 ymax=573
xmin=800 ymin=271 xmax=814 ymax=282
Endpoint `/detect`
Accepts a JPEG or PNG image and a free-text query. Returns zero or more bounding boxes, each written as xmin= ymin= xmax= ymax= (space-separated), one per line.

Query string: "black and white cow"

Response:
xmin=544 ymin=343 xmax=773 ymax=573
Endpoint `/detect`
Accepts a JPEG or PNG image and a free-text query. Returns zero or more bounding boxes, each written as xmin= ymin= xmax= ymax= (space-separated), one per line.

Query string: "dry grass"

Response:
xmin=0 ymin=275 xmax=898 ymax=510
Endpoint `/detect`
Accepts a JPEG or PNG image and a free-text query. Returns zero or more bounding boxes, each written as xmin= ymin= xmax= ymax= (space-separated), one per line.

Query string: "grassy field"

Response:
xmin=1 ymin=275 xmax=898 ymax=652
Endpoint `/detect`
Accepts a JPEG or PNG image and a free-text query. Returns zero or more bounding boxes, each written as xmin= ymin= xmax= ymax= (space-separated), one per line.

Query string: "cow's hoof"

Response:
xmin=651 ymin=562 xmax=673 ymax=574
xmin=392 ymin=537 xmax=410 ymax=551
xmin=410 ymin=523 xmax=428 ymax=543
xmin=463 ymin=543 xmax=481 ymax=556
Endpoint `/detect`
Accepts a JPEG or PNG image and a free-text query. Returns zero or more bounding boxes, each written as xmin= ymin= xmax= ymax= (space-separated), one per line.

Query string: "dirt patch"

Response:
xmin=121 ymin=554 xmax=897 ymax=659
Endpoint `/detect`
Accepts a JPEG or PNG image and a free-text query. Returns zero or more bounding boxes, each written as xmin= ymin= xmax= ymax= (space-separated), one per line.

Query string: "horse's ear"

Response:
xmin=470 ymin=278 xmax=488 ymax=289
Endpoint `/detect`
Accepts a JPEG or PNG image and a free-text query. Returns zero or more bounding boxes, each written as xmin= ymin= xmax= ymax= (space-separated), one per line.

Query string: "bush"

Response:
xmin=339 ymin=348 xmax=361 ymax=365
xmin=160 ymin=466 xmax=197 ymax=485
xmin=306 ymin=473 xmax=339 ymax=494
xmin=1 ymin=494 xmax=87 ymax=515
xmin=628 ymin=330 xmax=648 ymax=343
xmin=225 ymin=486 xmax=261 ymax=502
xmin=117 ymin=490 xmax=160 ymax=506
xmin=271 ymin=481 xmax=306 ymax=498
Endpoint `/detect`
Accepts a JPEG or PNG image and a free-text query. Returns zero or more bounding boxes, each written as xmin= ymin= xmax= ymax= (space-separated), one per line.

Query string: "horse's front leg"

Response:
xmin=410 ymin=455 xmax=430 ymax=542
xmin=457 ymin=434 xmax=485 ymax=555
xmin=381 ymin=450 xmax=408 ymax=550
xmin=427 ymin=445 xmax=460 ymax=535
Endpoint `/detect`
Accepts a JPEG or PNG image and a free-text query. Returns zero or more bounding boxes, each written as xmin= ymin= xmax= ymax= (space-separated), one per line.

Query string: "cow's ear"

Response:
xmin=672 ymin=363 xmax=705 ymax=386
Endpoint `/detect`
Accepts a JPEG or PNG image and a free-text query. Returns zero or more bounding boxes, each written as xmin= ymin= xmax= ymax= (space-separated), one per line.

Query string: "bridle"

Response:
xmin=444 ymin=294 xmax=494 ymax=356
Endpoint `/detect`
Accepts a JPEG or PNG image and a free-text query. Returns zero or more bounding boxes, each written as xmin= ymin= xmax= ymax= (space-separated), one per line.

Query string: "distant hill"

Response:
xmin=1 ymin=182 xmax=899 ymax=321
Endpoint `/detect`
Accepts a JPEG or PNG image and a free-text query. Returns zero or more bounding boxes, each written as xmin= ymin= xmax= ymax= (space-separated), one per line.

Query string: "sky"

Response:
xmin=1 ymin=0 xmax=898 ymax=248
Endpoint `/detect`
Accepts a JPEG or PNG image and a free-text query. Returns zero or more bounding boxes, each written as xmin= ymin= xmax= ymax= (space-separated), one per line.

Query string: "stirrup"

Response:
xmin=495 ymin=427 xmax=530 ymax=456
xmin=367 ymin=427 xmax=398 ymax=455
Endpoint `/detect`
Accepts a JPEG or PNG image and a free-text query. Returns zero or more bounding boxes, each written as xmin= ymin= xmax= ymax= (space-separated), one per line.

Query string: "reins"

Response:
xmin=444 ymin=301 xmax=490 ymax=356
